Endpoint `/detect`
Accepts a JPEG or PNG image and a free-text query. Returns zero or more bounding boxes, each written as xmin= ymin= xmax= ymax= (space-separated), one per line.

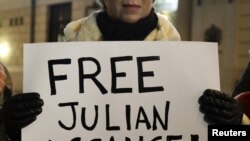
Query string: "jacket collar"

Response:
xmin=64 ymin=11 xmax=180 ymax=41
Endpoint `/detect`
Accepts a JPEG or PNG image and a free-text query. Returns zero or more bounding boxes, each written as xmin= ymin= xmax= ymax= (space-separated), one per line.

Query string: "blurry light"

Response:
xmin=154 ymin=0 xmax=179 ymax=12
xmin=0 ymin=42 xmax=10 ymax=58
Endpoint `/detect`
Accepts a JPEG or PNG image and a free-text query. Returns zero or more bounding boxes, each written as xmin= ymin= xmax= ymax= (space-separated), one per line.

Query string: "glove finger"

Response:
xmin=11 ymin=93 xmax=41 ymax=103
xmin=18 ymin=116 xmax=37 ymax=128
xmin=204 ymin=89 xmax=236 ymax=103
xmin=199 ymin=104 xmax=233 ymax=118
xmin=199 ymin=90 xmax=236 ymax=110
xmin=9 ymin=107 xmax=43 ymax=119
xmin=204 ymin=114 xmax=241 ymax=125
xmin=199 ymin=89 xmax=220 ymax=104
xmin=203 ymin=114 xmax=227 ymax=124
xmin=7 ymin=116 xmax=37 ymax=129
xmin=199 ymin=95 xmax=232 ymax=110
xmin=5 ymin=127 xmax=21 ymax=141
xmin=12 ymin=98 xmax=44 ymax=110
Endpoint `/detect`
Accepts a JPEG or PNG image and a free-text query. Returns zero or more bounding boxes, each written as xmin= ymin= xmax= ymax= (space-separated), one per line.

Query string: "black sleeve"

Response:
xmin=232 ymin=61 xmax=250 ymax=97
xmin=0 ymin=87 xmax=12 ymax=123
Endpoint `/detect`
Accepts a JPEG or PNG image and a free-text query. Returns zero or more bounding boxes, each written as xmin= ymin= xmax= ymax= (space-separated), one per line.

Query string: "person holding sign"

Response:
xmin=0 ymin=62 xmax=44 ymax=141
xmin=0 ymin=0 xmax=249 ymax=141
xmin=2 ymin=0 xmax=181 ymax=140
xmin=199 ymin=61 xmax=250 ymax=125
xmin=64 ymin=0 xmax=180 ymax=41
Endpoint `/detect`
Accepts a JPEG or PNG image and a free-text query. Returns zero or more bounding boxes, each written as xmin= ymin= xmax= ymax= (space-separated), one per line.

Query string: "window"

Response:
xmin=48 ymin=2 xmax=71 ymax=42
xmin=9 ymin=16 xmax=24 ymax=26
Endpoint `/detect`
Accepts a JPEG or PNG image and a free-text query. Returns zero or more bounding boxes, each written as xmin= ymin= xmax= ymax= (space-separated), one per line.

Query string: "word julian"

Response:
xmin=52 ymin=101 xmax=199 ymax=141
xmin=58 ymin=101 xmax=170 ymax=130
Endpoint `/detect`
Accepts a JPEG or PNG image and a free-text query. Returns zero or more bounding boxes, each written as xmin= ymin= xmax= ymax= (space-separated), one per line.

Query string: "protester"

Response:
xmin=0 ymin=62 xmax=44 ymax=141
xmin=64 ymin=0 xmax=180 ymax=41
xmin=0 ymin=0 xmax=180 ymax=139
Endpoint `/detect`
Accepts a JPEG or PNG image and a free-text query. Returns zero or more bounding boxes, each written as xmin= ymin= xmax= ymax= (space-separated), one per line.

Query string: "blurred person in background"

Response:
xmin=0 ymin=62 xmax=43 ymax=141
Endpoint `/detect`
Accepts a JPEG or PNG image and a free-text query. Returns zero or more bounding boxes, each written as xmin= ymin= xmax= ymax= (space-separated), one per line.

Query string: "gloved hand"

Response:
xmin=2 ymin=92 xmax=44 ymax=141
xmin=198 ymin=89 xmax=243 ymax=124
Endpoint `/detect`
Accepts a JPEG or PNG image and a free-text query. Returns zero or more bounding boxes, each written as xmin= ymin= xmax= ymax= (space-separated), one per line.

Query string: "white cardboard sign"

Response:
xmin=23 ymin=41 xmax=220 ymax=141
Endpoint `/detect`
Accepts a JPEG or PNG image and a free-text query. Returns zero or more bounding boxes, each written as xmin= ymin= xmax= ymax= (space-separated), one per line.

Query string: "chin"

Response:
xmin=121 ymin=16 xmax=141 ymax=24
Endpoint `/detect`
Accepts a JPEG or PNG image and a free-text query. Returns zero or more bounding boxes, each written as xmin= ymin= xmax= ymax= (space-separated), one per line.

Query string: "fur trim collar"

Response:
xmin=64 ymin=11 xmax=180 ymax=41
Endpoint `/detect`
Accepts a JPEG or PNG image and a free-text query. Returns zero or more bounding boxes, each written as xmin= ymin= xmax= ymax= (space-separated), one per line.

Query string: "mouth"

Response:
xmin=122 ymin=4 xmax=141 ymax=12
xmin=122 ymin=4 xmax=141 ymax=8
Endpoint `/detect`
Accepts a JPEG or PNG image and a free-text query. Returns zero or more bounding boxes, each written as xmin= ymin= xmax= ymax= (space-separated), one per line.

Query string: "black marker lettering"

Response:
xmin=106 ymin=104 xmax=120 ymax=130
xmin=71 ymin=137 xmax=81 ymax=141
xmin=81 ymin=105 xmax=98 ymax=130
xmin=48 ymin=59 xmax=71 ymax=95
xmin=58 ymin=102 xmax=78 ymax=130
xmin=167 ymin=135 xmax=182 ymax=141
xmin=137 ymin=56 xmax=164 ymax=93
xmin=136 ymin=106 xmax=151 ymax=130
xmin=191 ymin=134 xmax=199 ymax=141
xmin=111 ymin=56 xmax=133 ymax=93
xmin=152 ymin=136 xmax=162 ymax=141
xmin=78 ymin=57 xmax=107 ymax=94
xmin=126 ymin=105 xmax=131 ymax=130
xmin=153 ymin=101 xmax=170 ymax=130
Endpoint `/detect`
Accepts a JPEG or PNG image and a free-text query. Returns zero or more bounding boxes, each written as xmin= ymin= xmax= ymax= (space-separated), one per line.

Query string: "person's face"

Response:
xmin=104 ymin=0 xmax=154 ymax=23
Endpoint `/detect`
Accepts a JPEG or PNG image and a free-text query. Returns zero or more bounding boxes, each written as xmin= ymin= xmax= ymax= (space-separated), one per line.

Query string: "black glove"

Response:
xmin=198 ymin=89 xmax=243 ymax=125
xmin=2 ymin=92 xmax=44 ymax=141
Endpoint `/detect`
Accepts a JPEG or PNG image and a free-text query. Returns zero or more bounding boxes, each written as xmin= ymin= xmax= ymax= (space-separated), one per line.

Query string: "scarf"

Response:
xmin=96 ymin=9 xmax=158 ymax=41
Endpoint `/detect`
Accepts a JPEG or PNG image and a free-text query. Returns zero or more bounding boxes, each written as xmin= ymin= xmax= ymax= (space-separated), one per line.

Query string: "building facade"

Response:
xmin=0 ymin=0 xmax=95 ymax=92
xmin=177 ymin=0 xmax=250 ymax=94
